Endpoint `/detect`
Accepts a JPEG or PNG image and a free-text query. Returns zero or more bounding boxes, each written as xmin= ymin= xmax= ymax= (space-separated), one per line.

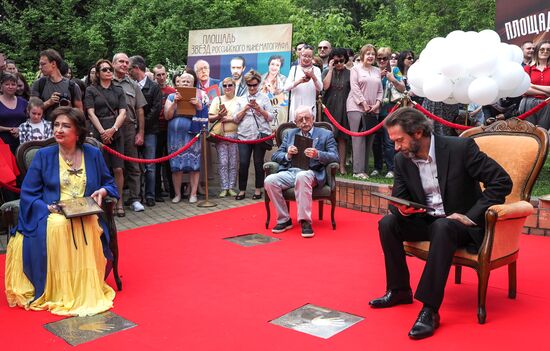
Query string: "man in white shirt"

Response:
xmin=369 ymin=107 xmax=512 ymax=339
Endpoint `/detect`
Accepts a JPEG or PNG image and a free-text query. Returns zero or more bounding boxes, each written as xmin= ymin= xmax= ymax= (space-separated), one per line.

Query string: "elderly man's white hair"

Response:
xmin=193 ymin=59 xmax=209 ymax=71
xmin=294 ymin=105 xmax=314 ymax=120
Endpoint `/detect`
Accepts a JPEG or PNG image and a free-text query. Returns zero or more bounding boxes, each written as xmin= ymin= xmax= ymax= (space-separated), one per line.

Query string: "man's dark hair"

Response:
xmin=521 ymin=40 xmax=533 ymax=48
xmin=384 ymin=107 xmax=433 ymax=137
xmin=39 ymin=49 xmax=63 ymax=67
xmin=231 ymin=56 xmax=246 ymax=68
xmin=129 ymin=55 xmax=147 ymax=72
xmin=51 ymin=106 xmax=88 ymax=145
xmin=329 ymin=48 xmax=349 ymax=62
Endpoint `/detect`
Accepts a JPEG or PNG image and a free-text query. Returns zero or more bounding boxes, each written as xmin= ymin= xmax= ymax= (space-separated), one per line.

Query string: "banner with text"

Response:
xmin=187 ymin=24 xmax=293 ymax=125
xmin=496 ymin=0 xmax=550 ymax=45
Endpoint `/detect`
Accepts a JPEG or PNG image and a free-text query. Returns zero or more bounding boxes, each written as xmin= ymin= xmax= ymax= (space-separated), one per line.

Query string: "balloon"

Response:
xmin=440 ymin=57 xmax=464 ymax=79
xmin=410 ymin=84 xmax=426 ymax=97
xmin=423 ymin=74 xmax=453 ymax=102
xmin=452 ymin=77 xmax=474 ymax=104
xmin=446 ymin=30 xmax=466 ymax=42
xmin=492 ymin=61 xmax=525 ymax=91
xmin=466 ymin=49 xmax=498 ymax=77
xmin=468 ymin=77 xmax=499 ymax=105
xmin=443 ymin=96 xmax=458 ymax=104
xmin=406 ymin=61 xmax=426 ymax=88
xmin=497 ymin=43 xmax=515 ymax=61
xmin=509 ymin=73 xmax=531 ymax=97
xmin=509 ymin=44 xmax=524 ymax=64
xmin=478 ymin=29 xmax=502 ymax=50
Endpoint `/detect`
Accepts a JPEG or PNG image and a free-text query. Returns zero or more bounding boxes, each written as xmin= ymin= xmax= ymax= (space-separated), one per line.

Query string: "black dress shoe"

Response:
xmin=408 ymin=307 xmax=440 ymax=340
xmin=145 ymin=198 xmax=156 ymax=207
xmin=155 ymin=197 xmax=165 ymax=202
xmin=252 ymin=193 xmax=262 ymax=200
xmin=369 ymin=289 xmax=413 ymax=308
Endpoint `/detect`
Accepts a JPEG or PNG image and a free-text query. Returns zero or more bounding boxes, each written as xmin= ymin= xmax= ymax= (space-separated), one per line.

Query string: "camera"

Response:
xmin=59 ymin=93 xmax=70 ymax=106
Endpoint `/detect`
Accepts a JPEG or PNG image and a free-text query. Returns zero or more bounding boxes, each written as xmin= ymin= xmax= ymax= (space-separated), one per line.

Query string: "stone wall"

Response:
xmin=335 ymin=179 xmax=549 ymax=236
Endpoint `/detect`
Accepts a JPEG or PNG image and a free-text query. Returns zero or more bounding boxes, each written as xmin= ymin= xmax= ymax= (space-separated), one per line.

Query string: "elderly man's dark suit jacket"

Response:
xmin=390 ymin=134 xmax=512 ymax=246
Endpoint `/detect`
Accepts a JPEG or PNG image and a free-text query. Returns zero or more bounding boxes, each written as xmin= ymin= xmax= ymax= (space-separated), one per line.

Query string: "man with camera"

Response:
xmin=31 ymin=49 xmax=83 ymax=120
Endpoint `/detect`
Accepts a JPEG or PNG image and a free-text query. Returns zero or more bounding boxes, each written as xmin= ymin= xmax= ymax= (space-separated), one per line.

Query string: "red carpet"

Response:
xmin=2 ymin=203 xmax=550 ymax=350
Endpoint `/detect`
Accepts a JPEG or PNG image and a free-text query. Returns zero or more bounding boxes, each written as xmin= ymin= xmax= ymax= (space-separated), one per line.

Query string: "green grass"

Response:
xmin=337 ymin=156 xmax=550 ymax=198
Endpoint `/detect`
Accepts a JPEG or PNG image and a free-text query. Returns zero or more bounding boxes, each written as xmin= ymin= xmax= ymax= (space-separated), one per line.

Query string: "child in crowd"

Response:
xmin=19 ymin=97 xmax=52 ymax=143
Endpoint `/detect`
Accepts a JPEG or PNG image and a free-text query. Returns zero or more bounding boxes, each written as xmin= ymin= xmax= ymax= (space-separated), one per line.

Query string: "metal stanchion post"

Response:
xmin=197 ymin=127 xmax=217 ymax=208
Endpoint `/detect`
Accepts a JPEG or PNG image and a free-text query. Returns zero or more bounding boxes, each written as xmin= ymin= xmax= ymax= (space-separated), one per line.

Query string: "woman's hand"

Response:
xmin=218 ymin=105 xmax=227 ymax=117
xmin=190 ymin=97 xmax=200 ymax=107
xmin=174 ymin=92 xmax=182 ymax=101
xmin=91 ymin=188 xmax=108 ymax=207
xmin=10 ymin=127 xmax=19 ymax=138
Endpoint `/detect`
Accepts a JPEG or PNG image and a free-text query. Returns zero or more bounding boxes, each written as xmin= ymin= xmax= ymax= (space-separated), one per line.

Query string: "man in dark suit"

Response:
xmin=264 ymin=105 xmax=339 ymax=238
xmin=369 ymin=107 xmax=512 ymax=339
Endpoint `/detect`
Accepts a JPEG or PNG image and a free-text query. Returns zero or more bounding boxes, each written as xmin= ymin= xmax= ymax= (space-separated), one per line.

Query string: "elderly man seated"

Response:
xmin=264 ymin=105 xmax=339 ymax=238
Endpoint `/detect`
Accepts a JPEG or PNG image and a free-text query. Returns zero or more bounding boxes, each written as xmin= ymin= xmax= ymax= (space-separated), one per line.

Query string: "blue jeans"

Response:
xmin=143 ymin=133 xmax=157 ymax=199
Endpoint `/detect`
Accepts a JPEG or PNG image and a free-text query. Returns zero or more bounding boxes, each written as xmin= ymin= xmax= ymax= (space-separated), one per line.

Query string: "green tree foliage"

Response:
xmin=0 ymin=0 xmax=495 ymax=78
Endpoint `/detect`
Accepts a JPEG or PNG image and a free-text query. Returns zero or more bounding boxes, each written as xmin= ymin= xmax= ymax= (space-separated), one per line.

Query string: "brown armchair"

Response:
xmin=263 ymin=121 xmax=339 ymax=230
xmin=403 ymin=118 xmax=548 ymax=324
xmin=0 ymin=137 xmax=122 ymax=290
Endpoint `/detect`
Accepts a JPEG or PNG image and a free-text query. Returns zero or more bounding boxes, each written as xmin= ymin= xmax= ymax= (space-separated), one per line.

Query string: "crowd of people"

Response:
xmin=1 ymin=39 xmax=549 ymax=210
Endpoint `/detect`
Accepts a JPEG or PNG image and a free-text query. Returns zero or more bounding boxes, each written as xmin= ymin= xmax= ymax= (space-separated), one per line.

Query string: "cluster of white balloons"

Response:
xmin=407 ymin=29 xmax=531 ymax=106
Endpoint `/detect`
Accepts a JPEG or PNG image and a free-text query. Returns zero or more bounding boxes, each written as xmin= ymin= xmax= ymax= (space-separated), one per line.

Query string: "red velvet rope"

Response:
xmin=413 ymin=97 xmax=550 ymax=131
xmin=413 ymin=103 xmax=472 ymax=131
xmin=515 ymin=97 xmax=550 ymax=120
xmin=0 ymin=181 xmax=20 ymax=194
xmin=102 ymin=134 xmax=200 ymax=164
xmin=322 ymin=104 xmax=399 ymax=137
xmin=209 ymin=132 xmax=275 ymax=144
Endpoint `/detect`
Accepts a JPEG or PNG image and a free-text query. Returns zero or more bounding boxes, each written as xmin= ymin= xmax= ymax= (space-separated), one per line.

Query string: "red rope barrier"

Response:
xmin=323 ymin=104 xmax=386 ymax=137
xmin=0 ymin=181 xmax=20 ymax=194
xmin=209 ymin=132 xmax=275 ymax=144
xmin=102 ymin=134 xmax=200 ymax=164
xmin=515 ymin=97 xmax=550 ymax=120
xmin=413 ymin=102 xmax=472 ymax=130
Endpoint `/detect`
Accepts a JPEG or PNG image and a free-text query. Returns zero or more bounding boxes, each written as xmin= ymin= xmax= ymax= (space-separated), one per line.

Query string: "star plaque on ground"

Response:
xmin=270 ymin=303 xmax=364 ymax=339
xmin=44 ymin=311 xmax=137 ymax=346
xmin=224 ymin=233 xmax=280 ymax=247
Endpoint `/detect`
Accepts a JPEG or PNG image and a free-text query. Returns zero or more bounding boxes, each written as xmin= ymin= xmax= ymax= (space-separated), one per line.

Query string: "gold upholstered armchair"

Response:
xmin=263 ymin=121 xmax=339 ymax=230
xmin=0 ymin=137 xmax=122 ymax=290
xmin=403 ymin=118 xmax=548 ymax=324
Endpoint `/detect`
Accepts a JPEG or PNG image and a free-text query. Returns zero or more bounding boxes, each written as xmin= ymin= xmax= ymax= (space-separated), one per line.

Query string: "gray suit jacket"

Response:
xmin=272 ymin=127 xmax=339 ymax=187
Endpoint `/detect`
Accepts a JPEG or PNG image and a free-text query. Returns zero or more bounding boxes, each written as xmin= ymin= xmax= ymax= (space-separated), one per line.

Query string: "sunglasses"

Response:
xmin=354 ymin=58 xmax=361 ymax=62
xmin=247 ymin=83 xmax=259 ymax=87
xmin=390 ymin=56 xmax=398 ymax=60
xmin=222 ymin=84 xmax=234 ymax=88
xmin=377 ymin=57 xmax=388 ymax=61
xmin=100 ymin=67 xmax=113 ymax=73
xmin=406 ymin=56 xmax=414 ymax=60
xmin=318 ymin=46 xmax=329 ymax=50
xmin=540 ymin=48 xmax=550 ymax=52
xmin=332 ymin=59 xmax=344 ymax=64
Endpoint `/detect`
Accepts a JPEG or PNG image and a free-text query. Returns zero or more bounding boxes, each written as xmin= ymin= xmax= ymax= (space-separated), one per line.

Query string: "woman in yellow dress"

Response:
xmin=5 ymin=106 xmax=119 ymax=316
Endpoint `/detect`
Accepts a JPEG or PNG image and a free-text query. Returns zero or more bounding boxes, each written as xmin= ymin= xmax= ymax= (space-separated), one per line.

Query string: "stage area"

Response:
xmin=1 ymin=203 xmax=549 ymax=350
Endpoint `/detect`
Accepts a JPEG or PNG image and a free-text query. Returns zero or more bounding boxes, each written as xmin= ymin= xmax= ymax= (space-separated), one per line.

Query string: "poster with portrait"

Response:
xmin=187 ymin=23 xmax=293 ymax=126
xmin=496 ymin=0 xmax=550 ymax=45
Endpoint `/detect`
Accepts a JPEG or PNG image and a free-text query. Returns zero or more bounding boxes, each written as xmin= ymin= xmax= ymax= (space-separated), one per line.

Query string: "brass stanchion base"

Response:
xmin=197 ymin=200 xmax=217 ymax=208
